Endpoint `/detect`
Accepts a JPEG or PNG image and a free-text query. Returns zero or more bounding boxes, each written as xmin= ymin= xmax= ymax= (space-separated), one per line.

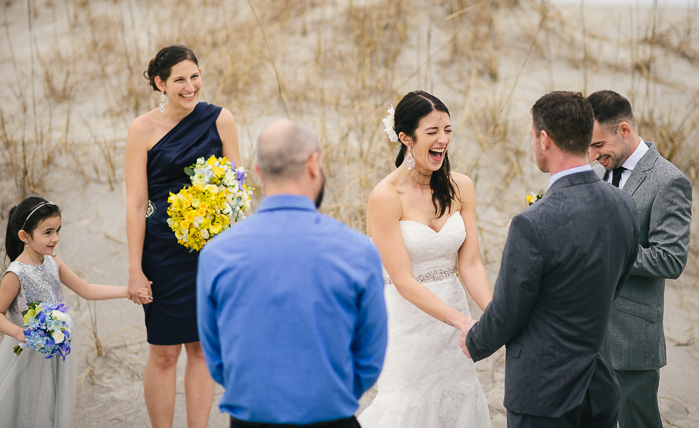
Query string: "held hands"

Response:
xmin=458 ymin=317 xmax=476 ymax=359
xmin=128 ymin=270 xmax=153 ymax=305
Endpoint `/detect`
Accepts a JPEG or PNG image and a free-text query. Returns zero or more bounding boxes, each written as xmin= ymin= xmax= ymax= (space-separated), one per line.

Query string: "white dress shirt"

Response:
xmin=605 ymin=137 xmax=649 ymax=189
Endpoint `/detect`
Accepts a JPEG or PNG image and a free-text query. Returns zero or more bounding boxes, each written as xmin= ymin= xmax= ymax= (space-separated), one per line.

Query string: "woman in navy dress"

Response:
xmin=125 ymin=45 xmax=241 ymax=428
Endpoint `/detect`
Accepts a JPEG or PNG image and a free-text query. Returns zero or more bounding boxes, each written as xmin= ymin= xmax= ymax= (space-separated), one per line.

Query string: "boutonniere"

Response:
xmin=526 ymin=190 xmax=544 ymax=205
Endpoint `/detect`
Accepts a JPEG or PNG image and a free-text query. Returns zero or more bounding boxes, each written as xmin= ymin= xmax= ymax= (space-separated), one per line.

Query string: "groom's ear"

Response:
xmin=540 ymin=130 xmax=553 ymax=150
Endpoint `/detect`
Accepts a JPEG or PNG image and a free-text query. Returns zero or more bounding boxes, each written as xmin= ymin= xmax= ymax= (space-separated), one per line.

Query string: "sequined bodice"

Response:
xmin=4 ymin=256 xmax=64 ymax=326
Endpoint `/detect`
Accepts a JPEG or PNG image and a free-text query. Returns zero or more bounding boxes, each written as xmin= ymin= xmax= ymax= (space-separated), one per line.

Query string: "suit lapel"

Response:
xmin=623 ymin=142 xmax=658 ymax=196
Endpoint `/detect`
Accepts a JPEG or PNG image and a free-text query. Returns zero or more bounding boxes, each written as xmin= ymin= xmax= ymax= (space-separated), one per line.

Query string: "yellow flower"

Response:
xmin=212 ymin=166 xmax=225 ymax=177
xmin=526 ymin=190 xmax=544 ymax=206
xmin=201 ymin=218 xmax=212 ymax=229
xmin=210 ymin=222 xmax=222 ymax=234
xmin=23 ymin=304 xmax=41 ymax=325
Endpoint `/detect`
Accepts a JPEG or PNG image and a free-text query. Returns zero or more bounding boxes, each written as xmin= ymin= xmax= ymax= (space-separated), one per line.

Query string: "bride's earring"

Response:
xmin=24 ymin=241 xmax=29 ymax=247
xmin=406 ymin=144 xmax=415 ymax=171
xmin=159 ymin=92 xmax=168 ymax=113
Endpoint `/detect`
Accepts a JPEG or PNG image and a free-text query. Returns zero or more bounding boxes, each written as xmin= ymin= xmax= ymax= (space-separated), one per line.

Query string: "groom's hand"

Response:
xmin=458 ymin=318 xmax=476 ymax=358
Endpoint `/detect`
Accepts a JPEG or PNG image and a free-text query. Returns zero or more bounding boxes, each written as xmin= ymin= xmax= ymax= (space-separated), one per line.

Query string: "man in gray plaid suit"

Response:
xmin=588 ymin=90 xmax=693 ymax=428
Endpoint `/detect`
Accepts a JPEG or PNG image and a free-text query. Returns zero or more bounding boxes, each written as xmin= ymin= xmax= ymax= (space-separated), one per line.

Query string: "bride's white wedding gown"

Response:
xmin=359 ymin=212 xmax=491 ymax=428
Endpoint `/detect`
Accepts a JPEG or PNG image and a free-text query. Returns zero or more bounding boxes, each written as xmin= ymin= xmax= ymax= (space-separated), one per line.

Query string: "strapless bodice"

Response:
xmin=395 ymin=211 xmax=465 ymax=278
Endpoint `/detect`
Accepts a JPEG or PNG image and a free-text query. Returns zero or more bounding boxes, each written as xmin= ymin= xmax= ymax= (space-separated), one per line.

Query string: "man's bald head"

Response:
xmin=255 ymin=119 xmax=321 ymax=183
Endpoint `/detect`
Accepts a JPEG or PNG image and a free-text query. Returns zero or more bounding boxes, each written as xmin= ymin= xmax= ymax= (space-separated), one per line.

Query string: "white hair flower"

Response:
xmin=382 ymin=105 xmax=399 ymax=143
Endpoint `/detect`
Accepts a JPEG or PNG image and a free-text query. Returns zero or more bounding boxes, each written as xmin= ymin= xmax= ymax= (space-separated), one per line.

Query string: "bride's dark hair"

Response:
xmin=393 ymin=90 xmax=458 ymax=218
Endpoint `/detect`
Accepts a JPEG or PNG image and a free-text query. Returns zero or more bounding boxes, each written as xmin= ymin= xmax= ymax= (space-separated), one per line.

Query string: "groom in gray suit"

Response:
xmin=460 ymin=91 xmax=640 ymax=427
xmin=587 ymin=90 xmax=692 ymax=428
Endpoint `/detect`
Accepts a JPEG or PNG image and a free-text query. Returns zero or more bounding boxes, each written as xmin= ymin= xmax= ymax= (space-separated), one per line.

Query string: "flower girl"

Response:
xmin=0 ymin=197 xmax=149 ymax=427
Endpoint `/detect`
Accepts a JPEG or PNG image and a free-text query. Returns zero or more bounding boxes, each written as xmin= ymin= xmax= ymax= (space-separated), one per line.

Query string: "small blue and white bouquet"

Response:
xmin=13 ymin=302 xmax=73 ymax=361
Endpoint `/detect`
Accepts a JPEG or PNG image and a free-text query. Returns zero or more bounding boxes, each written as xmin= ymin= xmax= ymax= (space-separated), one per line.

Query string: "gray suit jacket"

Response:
xmin=595 ymin=142 xmax=692 ymax=370
xmin=466 ymin=170 xmax=640 ymax=418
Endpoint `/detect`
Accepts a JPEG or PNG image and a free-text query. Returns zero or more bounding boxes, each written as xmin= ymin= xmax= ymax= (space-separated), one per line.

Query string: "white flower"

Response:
xmin=52 ymin=330 xmax=65 ymax=344
xmin=200 ymin=229 xmax=210 ymax=239
xmin=382 ymin=105 xmax=399 ymax=143
xmin=51 ymin=310 xmax=69 ymax=322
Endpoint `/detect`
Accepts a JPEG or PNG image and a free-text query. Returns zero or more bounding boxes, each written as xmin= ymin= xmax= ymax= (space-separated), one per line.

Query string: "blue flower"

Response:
xmin=236 ymin=170 xmax=246 ymax=184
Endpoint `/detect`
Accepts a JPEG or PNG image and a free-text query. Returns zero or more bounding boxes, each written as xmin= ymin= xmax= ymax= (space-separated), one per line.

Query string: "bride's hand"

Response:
xmin=457 ymin=318 xmax=476 ymax=358
xmin=128 ymin=270 xmax=152 ymax=305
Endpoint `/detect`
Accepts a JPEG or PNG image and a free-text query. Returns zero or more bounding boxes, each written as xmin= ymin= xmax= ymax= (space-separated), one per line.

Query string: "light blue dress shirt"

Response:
xmin=548 ymin=164 xmax=593 ymax=189
xmin=197 ymin=194 xmax=388 ymax=424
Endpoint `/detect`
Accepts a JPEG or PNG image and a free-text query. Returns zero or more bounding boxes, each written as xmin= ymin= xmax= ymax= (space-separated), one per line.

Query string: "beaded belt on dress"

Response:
xmin=384 ymin=267 xmax=456 ymax=285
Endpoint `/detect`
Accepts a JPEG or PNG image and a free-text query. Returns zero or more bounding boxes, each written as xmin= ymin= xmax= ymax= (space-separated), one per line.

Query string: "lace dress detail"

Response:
xmin=0 ymin=256 xmax=76 ymax=427
xmin=359 ymin=212 xmax=491 ymax=428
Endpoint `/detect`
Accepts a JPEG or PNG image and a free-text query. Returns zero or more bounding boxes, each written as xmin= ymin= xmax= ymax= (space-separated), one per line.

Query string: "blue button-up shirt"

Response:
xmin=197 ymin=194 xmax=388 ymax=424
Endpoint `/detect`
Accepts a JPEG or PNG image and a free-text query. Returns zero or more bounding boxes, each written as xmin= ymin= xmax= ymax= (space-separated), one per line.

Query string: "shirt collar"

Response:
xmin=622 ymin=137 xmax=649 ymax=172
xmin=256 ymin=194 xmax=318 ymax=213
xmin=548 ymin=164 xmax=592 ymax=190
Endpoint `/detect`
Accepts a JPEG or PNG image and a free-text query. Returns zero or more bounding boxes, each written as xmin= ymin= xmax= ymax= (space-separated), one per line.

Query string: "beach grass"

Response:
xmin=0 ymin=0 xmax=697 ymax=426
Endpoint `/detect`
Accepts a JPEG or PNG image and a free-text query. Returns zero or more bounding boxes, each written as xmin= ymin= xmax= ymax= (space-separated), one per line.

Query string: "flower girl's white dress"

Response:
xmin=0 ymin=255 xmax=76 ymax=428
xmin=359 ymin=212 xmax=491 ymax=428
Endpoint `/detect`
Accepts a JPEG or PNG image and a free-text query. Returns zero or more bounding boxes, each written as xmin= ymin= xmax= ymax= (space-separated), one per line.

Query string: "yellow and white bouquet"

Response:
xmin=167 ymin=156 xmax=253 ymax=251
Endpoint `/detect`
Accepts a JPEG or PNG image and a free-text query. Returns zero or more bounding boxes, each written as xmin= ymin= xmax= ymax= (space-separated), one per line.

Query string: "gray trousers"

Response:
xmin=506 ymin=390 xmax=618 ymax=428
xmin=615 ymin=369 xmax=662 ymax=428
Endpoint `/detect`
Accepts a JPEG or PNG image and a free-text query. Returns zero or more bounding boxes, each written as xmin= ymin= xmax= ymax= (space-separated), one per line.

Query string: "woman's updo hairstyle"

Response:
xmin=144 ymin=45 xmax=198 ymax=92
xmin=5 ymin=197 xmax=61 ymax=262
xmin=393 ymin=90 xmax=458 ymax=218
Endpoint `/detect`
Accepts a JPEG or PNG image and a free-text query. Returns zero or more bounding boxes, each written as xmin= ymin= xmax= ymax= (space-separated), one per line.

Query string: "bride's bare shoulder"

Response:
xmin=368 ymin=174 xmax=403 ymax=222
xmin=369 ymin=174 xmax=401 ymax=204
xmin=450 ymin=172 xmax=476 ymax=207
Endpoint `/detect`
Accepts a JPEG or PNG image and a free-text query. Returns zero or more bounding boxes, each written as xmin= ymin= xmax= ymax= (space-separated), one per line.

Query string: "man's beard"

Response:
xmin=315 ymin=170 xmax=326 ymax=209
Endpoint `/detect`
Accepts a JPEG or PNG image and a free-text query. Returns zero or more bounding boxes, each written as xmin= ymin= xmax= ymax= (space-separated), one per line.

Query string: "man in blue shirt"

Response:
xmin=197 ymin=119 xmax=388 ymax=428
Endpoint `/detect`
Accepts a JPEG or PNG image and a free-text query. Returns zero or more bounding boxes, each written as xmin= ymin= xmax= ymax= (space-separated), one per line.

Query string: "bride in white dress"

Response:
xmin=359 ymin=90 xmax=492 ymax=428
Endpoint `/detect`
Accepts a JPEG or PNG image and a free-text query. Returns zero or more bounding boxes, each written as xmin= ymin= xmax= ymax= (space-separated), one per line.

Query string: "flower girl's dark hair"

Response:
xmin=144 ymin=45 xmax=199 ymax=92
xmin=5 ymin=197 xmax=61 ymax=262
xmin=393 ymin=90 xmax=458 ymax=218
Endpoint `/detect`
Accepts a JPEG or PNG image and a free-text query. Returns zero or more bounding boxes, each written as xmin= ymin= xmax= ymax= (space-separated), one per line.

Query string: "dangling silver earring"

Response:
xmin=24 ymin=241 xmax=29 ymax=247
xmin=159 ymin=92 xmax=168 ymax=113
xmin=405 ymin=144 xmax=415 ymax=171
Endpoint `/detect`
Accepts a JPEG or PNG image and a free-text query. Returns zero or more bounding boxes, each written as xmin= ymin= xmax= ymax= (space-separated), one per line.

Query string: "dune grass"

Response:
xmin=0 ymin=0 xmax=698 ymax=426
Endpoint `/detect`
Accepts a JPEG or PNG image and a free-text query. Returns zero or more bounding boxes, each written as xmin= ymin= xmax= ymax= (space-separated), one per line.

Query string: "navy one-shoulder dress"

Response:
xmin=142 ymin=102 xmax=223 ymax=345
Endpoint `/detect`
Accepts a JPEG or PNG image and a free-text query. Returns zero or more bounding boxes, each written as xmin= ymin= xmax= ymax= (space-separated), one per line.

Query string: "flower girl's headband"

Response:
xmin=21 ymin=201 xmax=58 ymax=231
xmin=382 ymin=105 xmax=399 ymax=143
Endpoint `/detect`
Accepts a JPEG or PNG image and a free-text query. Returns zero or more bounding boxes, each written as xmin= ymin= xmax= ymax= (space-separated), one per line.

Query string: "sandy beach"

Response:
xmin=1 ymin=0 xmax=698 ymax=427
